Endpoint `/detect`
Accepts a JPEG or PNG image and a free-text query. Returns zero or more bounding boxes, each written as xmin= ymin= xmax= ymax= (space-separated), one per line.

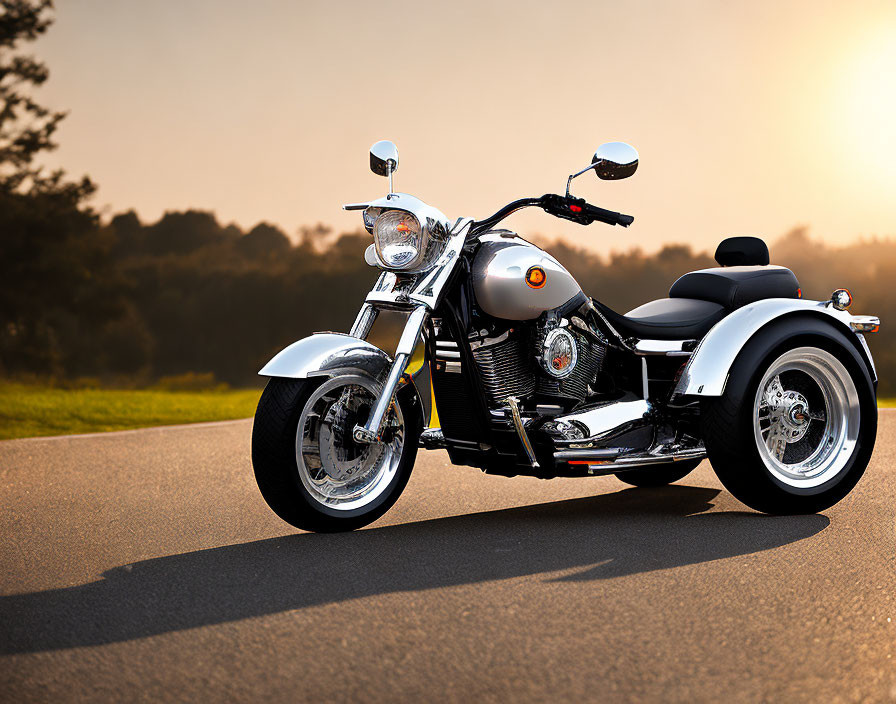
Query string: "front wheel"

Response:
xmin=251 ymin=374 xmax=422 ymax=532
xmin=702 ymin=331 xmax=877 ymax=515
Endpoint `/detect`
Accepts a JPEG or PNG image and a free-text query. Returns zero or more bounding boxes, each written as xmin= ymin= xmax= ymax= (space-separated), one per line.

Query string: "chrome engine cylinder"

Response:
xmin=470 ymin=331 xmax=536 ymax=406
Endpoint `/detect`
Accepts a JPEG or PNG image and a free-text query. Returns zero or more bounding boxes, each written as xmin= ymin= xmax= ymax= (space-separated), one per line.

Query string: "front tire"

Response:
xmin=701 ymin=322 xmax=876 ymax=515
xmin=251 ymin=375 xmax=422 ymax=532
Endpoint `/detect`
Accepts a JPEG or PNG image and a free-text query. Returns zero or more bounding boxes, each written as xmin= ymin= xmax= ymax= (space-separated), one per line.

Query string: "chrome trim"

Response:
xmin=611 ymin=448 xmax=706 ymax=467
xmin=259 ymin=333 xmax=391 ymax=380
xmin=566 ymin=142 xmax=639 ymax=197
xmin=258 ymin=332 xmax=431 ymax=428
xmin=354 ymin=306 xmax=428 ymax=443
xmin=554 ymin=448 xmax=621 ymax=461
xmin=419 ymin=427 xmax=446 ymax=450
xmin=361 ymin=218 xmax=468 ymax=309
xmin=856 ymin=333 xmax=877 ymax=379
xmin=408 ymin=218 xmax=471 ymax=308
xmin=849 ymin=315 xmax=880 ymax=333
xmin=830 ymin=288 xmax=852 ymax=311
xmin=673 ymin=298 xmax=878 ymax=397
xmin=752 ymin=347 xmax=859 ymax=488
xmin=540 ymin=328 xmax=578 ymax=378
xmin=342 ymin=193 xmax=451 ymax=239
xmin=471 ymin=234 xmax=583 ymax=321
xmin=369 ymin=140 xmax=399 ymax=177
xmin=506 ymin=397 xmax=539 ymax=468
xmin=350 ymin=303 xmax=378 ymax=339
xmin=547 ymin=398 xmax=652 ymax=447
xmin=634 ymin=339 xmax=694 ymax=356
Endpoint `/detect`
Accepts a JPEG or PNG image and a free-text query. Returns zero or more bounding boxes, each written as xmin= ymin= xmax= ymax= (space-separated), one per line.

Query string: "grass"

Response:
xmin=0 ymin=383 xmax=262 ymax=441
xmin=0 ymin=382 xmax=893 ymax=441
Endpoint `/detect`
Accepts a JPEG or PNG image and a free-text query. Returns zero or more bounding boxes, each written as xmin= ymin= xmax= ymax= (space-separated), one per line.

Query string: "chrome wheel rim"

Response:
xmin=752 ymin=347 xmax=860 ymax=489
xmin=296 ymin=375 xmax=404 ymax=511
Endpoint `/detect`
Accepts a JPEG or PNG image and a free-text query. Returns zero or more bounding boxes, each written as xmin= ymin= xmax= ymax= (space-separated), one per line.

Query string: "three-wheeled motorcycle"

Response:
xmin=252 ymin=140 xmax=880 ymax=532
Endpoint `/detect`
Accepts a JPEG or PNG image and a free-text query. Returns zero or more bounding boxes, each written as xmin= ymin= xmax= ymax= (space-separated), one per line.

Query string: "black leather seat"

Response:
xmin=669 ymin=265 xmax=800 ymax=309
xmin=592 ymin=237 xmax=800 ymax=340
xmin=594 ymin=298 xmax=726 ymax=340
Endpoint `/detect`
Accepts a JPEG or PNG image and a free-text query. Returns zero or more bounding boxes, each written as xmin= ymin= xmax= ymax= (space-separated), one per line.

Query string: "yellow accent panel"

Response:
xmin=429 ymin=376 xmax=440 ymax=428
xmin=405 ymin=340 xmax=426 ymax=376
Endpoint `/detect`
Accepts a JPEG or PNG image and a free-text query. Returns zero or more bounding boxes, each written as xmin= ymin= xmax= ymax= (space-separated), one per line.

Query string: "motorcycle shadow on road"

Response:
xmin=0 ymin=484 xmax=828 ymax=654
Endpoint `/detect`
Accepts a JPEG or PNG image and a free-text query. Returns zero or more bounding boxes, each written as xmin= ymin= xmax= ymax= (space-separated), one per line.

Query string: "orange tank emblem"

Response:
xmin=525 ymin=265 xmax=546 ymax=289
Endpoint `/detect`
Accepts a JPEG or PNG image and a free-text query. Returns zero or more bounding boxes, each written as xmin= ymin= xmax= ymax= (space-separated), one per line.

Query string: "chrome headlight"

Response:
xmin=372 ymin=209 xmax=444 ymax=272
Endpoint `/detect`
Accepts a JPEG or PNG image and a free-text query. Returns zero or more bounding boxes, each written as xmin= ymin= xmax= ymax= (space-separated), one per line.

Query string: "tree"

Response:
xmin=0 ymin=1 xmax=133 ymax=380
xmin=0 ymin=0 xmax=92 ymax=198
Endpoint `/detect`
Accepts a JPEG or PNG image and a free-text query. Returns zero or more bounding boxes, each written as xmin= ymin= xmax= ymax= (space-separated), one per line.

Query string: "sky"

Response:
xmin=32 ymin=0 xmax=896 ymax=253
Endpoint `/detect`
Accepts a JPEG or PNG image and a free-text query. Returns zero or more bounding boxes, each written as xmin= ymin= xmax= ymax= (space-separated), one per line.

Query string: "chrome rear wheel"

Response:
xmin=701 ymin=318 xmax=876 ymax=515
xmin=753 ymin=347 xmax=860 ymax=489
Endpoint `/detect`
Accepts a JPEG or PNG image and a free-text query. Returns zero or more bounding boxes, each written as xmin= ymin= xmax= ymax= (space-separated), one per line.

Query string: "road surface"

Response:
xmin=1 ymin=415 xmax=895 ymax=702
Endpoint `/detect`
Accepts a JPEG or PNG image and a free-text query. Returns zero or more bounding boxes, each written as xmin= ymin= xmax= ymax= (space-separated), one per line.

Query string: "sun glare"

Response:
xmin=832 ymin=25 xmax=896 ymax=188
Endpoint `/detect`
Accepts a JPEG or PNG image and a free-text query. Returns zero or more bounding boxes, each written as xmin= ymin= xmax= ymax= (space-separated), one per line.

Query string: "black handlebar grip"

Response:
xmin=582 ymin=202 xmax=634 ymax=228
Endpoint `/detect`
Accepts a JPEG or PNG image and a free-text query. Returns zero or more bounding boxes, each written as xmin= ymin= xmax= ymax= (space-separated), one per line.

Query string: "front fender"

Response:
xmin=259 ymin=332 xmax=432 ymax=427
xmin=674 ymin=299 xmax=877 ymax=397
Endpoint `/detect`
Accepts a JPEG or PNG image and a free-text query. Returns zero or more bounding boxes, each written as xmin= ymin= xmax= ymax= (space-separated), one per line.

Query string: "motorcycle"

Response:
xmin=251 ymin=140 xmax=881 ymax=532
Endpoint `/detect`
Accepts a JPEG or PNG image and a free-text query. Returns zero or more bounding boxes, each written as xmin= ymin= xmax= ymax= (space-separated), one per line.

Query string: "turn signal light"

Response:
xmin=849 ymin=316 xmax=880 ymax=333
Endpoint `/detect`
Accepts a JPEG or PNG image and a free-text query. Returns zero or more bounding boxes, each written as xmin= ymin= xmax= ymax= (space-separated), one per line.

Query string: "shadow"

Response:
xmin=0 ymin=486 xmax=828 ymax=654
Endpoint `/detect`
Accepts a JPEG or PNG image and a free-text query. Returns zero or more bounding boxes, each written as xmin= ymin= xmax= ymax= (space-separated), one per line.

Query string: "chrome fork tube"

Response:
xmin=350 ymin=303 xmax=378 ymax=340
xmin=353 ymin=306 xmax=428 ymax=444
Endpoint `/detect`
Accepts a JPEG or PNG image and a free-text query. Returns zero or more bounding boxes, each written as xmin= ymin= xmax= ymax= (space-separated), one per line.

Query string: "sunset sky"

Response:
xmin=34 ymin=0 xmax=896 ymax=253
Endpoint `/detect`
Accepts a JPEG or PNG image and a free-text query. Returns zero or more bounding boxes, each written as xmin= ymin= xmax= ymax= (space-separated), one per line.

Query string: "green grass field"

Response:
xmin=0 ymin=383 xmax=892 ymax=441
xmin=0 ymin=384 xmax=262 ymax=441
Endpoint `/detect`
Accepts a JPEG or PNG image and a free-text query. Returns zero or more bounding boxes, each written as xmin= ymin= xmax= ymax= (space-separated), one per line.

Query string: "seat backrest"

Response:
xmin=715 ymin=237 xmax=769 ymax=266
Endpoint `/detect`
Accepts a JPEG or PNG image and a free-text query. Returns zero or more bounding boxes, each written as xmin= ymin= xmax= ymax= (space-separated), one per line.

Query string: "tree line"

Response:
xmin=1 ymin=2 xmax=893 ymax=393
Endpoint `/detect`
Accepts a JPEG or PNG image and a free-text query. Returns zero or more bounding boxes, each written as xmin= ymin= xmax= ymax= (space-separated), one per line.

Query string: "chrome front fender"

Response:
xmin=674 ymin=299 xmax=878 ymax=398
xmin=258 ymin=332 xmax=432 ymax=426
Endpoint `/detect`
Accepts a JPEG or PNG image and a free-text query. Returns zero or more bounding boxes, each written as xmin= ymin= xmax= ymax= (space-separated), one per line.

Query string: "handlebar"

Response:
xmin=469 ymin=194 xmax=633 ymax=237
xmin=539 ymin=194 xmax=634 ymax=228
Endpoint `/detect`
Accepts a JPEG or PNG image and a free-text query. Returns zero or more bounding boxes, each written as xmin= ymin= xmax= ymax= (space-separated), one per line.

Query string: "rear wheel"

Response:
xmin=614 ymin=458 xmax=702 ymax=487
xmin=252 ymin=375 xmax=422 ymax=532
xmin=702 ymin=329 xmax=876 ymax=514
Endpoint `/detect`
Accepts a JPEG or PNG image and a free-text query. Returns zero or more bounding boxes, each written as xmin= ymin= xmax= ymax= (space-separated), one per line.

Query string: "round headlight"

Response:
xmin=373 ymin=210 xmax=424 ymax=270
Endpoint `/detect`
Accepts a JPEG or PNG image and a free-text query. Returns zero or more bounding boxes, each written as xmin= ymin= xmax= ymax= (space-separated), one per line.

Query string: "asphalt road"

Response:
xmin=1 ymin=414 xmax=894 ymax=703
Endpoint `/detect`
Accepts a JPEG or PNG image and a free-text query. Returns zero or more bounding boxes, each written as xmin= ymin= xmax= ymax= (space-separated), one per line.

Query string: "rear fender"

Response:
xmin=674 ymin=299 xmax=878 ymax=398
xmin=259 ymin=332 xmax=432 ymax=427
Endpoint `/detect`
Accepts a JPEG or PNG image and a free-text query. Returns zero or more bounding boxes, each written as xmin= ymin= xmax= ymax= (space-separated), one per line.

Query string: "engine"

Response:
xmin=467 ymin=316 xmax=605 ymax=409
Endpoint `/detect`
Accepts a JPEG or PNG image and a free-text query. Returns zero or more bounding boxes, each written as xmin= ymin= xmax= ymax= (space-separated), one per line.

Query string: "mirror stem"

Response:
xmin=565 ymin=163 xmax=596 ymax=198
xmin=387 ymin=161 xmax=394 ymax=195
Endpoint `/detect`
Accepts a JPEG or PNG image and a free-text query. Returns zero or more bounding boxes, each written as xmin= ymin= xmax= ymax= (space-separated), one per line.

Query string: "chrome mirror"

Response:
xmin=369 ymin=140 xmax=399 ymax=194
xmin=591 ymin=142 xmax=639 ymax=180
xmin=566 ymin=141 xmax=638 ymax=197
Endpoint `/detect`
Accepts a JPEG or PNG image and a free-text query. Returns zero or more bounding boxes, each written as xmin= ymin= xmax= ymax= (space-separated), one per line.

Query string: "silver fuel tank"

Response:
xmin=471 ymin=233 xmax=584 ymax=320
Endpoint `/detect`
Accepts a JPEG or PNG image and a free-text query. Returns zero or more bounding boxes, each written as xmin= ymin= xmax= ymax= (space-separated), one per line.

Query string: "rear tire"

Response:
xmin=701 ymin=320 xmax=876 ymax=515
xmin=251 ymin=376 xmax=422 ymax=532
xmin=614 ymin=459 xmax=702 ymax=487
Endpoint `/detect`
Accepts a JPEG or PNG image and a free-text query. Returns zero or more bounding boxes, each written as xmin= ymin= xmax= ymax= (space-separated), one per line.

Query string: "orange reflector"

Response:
xmin=525 ymin=265 xmax=546 ymax=289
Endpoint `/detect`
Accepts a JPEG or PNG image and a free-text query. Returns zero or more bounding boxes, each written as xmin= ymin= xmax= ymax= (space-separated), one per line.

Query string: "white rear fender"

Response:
xmin=674 ymin=299 xmax=878 ymax=398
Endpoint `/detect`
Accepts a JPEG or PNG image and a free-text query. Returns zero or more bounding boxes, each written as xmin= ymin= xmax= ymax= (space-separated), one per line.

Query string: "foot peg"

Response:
xmin=419 ymin=428 xmax=446 ymax=450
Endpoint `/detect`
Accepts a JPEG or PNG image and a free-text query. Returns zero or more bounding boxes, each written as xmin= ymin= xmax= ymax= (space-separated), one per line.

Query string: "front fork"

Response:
xmin=351 ymin=304 xmax=428 ymax=444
